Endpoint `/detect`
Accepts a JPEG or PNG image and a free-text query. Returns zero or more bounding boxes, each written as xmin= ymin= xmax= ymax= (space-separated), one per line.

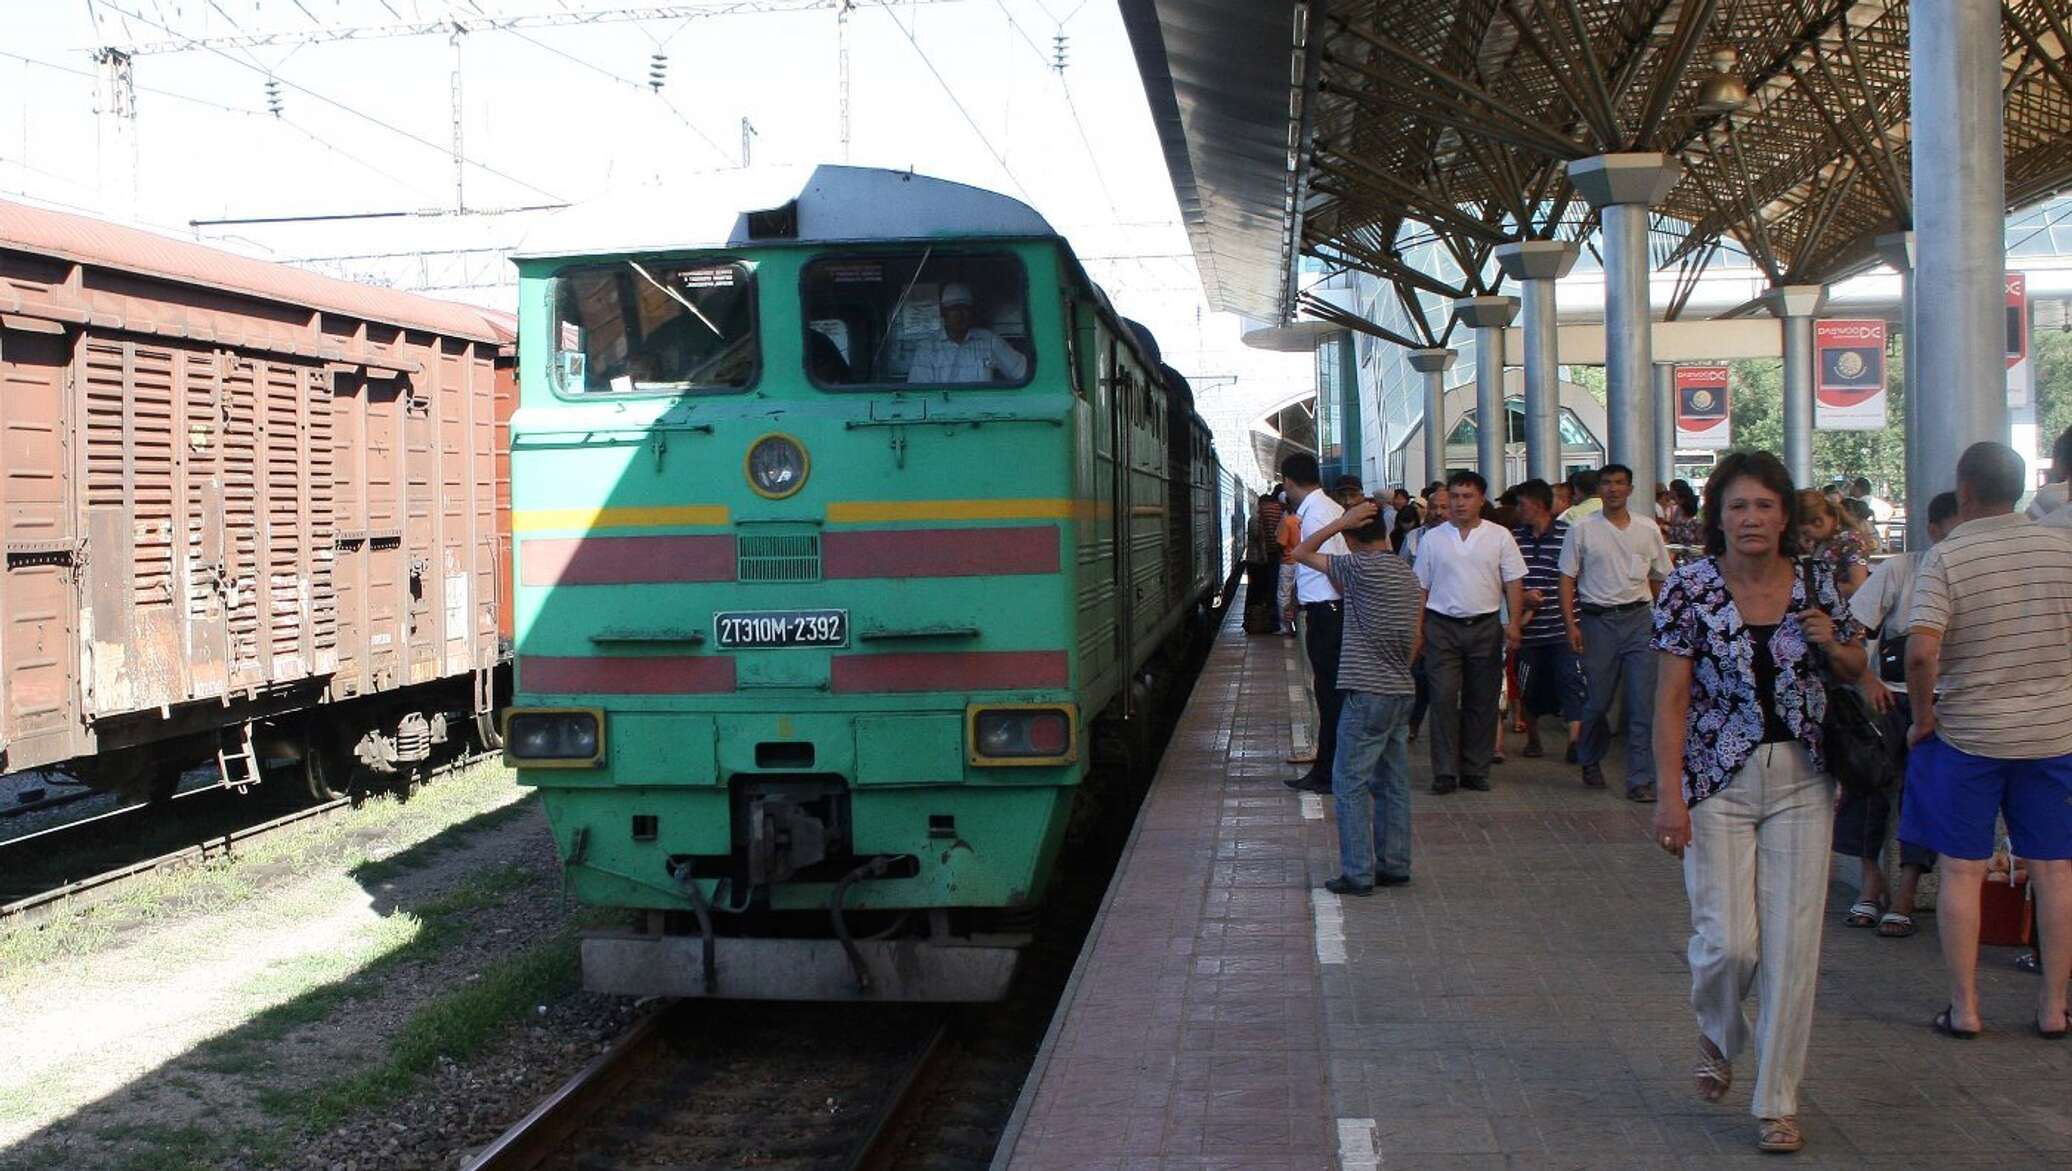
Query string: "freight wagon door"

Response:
xmin=76 ymin=337 xmax=194 ymax=716
xmin=0 ymin=324 xmax=80 ymax=768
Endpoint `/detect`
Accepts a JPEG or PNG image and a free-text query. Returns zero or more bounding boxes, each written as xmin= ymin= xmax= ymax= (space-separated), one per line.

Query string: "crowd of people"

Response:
xmin=1244 ymin=426 xmax=2072 ymax=1155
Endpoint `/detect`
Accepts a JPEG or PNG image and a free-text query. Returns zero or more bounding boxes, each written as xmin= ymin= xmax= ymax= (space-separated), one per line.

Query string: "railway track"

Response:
xmin=0 ymin=751 xmax=496 ymax=927
xmin=464 ymin=1001 xmax=953 ymax=1171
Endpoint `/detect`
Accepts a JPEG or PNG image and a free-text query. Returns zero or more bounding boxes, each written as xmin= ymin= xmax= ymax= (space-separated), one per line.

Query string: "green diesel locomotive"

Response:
xmin=506 ymin=166 xmax=1240 ymax=1000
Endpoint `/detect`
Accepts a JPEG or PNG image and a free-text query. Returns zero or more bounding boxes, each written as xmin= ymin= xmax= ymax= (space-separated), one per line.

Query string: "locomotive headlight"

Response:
xmin=503 ymin=709 xmax=605 ymax=768
xmin=745 ymin=433 xmax=809 ymax=499
xmin=967 ymin=705 xmax=1077 ymax=766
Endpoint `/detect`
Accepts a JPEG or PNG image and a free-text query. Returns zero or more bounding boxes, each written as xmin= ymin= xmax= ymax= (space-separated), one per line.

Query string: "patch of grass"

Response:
xmin=263 ymin=932 xmax=581 ymax=1131
xmin=190 ymin=866 xmax=548 ymax=1075
xmin=109 ymin=1123 xmax=217 ymax=1171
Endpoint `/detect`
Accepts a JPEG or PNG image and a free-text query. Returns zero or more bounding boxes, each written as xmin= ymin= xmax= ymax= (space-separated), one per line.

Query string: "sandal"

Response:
xmin=1757 ymin=1116 xmax=1803 ymax=1153
xmin=1844 ymin=898 xmax=1884 ymax=928
xmin=1876 ymin=911 xmax=1916 ymax=938
xmin=1694 ymin=1038 xmax=1731 ymax=1102
xmin=1933 ymin=1005 xmax=1980 ymax=1039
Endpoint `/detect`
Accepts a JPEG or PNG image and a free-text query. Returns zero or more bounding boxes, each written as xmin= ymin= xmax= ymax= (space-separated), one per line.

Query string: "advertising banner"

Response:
xmin=2008 ymin=272 xmax=2032 ymax=409
xmin=1815 ymin=319 xmax=1887 ymax=431
xmin=1674 ymin=365 xmax=1731 ymax=450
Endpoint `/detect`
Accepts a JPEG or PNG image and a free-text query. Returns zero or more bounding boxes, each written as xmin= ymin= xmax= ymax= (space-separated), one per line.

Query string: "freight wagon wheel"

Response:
xmin=302 ymin=743 xmax=352 ymax=802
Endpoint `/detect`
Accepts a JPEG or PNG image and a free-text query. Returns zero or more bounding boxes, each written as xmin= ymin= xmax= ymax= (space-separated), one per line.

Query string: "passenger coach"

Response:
xmin=506 ymin=166 xmax=1236 ymax=1000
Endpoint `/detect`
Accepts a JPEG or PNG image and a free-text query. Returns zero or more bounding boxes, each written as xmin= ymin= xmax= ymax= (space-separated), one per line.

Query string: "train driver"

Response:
xmin=906 ymin=282 xmax=1029 ymax=384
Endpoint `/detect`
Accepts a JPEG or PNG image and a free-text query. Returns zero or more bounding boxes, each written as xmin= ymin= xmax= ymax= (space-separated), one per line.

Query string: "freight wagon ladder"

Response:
xmin=215 ymin=723 xmax=262 ymax=792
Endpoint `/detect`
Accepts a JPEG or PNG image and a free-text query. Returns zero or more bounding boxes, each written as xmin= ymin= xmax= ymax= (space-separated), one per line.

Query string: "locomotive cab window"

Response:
xmin=801 ymin=253 xmax=1032 ymax=388
xmin=551 ymin=260 xmax=756 ymax=395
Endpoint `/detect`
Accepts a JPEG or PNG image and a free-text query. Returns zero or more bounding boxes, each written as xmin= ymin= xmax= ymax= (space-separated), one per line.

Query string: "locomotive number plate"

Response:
xmin=713 ymin=609 xmax=849 ymax=650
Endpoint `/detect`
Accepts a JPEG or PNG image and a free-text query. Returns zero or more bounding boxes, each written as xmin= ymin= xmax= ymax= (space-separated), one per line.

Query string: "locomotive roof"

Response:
xmin=511 ymin=165 xmax=1057 ymax=260
xmin=0 ymin=198 xmax=507 ymax=343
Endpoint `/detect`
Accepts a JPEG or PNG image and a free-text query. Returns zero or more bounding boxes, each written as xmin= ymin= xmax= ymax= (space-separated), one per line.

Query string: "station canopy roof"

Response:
xmin=1123 ymin=0 xmax=2072 ymax=333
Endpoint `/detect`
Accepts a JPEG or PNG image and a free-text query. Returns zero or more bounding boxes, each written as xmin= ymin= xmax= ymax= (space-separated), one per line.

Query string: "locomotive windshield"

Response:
xmin=800 ymin=253 xmax=1031 ymax=388
xmin=551 ymin=260 xmax=757 ymax=394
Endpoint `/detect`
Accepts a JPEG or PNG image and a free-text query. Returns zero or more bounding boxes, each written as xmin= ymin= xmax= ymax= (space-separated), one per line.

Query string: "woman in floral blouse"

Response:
xmin=1796 ymin=488 xmax=1872 ymax=599
xmin=1650 ymin=451 xmax=1868 ymax=1155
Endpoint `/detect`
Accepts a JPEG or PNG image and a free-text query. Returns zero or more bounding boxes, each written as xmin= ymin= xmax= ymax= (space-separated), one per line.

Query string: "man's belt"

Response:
xmin=1578 ymin=599 xmax=1650 ymax=617
xmin=1301 ymin=600 xmax=1341 ymax=613
xmin=1425 ymin=609 xmax=1498 ymax=624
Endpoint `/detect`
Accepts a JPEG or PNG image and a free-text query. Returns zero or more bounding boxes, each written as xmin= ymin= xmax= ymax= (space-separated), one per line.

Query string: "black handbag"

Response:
xmin=1800 ymin=559 xmax=1896 ymax=797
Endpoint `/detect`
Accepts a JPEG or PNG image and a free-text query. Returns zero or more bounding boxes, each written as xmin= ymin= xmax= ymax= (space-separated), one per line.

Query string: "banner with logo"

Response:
xmin=1815 ymin=319 xmax=1887 ymax=431
xmin=2008 ymin=272 xmax=2031 ymax=409
xmin=1674 ymin=365 xmax=1731 ymax=450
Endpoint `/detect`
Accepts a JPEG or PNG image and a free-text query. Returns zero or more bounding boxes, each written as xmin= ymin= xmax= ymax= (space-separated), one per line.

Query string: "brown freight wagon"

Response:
xmin=0 ymin=199 xmax=514 ymax=798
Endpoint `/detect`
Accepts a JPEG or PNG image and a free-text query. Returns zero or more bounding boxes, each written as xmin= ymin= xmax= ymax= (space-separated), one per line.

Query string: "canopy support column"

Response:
xmin=1569 ymin=154 xmax=1682 ymax=498
xmin=1912 ymin=0 xmax=2008 ymax=508
xmin=1768 ymin=285 xmax=1828 ymax=489
xmin=1409 ymin=347 xmax=1457 ymax=489
xmin=1654 ymin=362 xmax=1677 ymax=493
xmin=1454 ymin=296 xmax=1519 ymax=494
xmin=1496 ymin=242 xmax=1580 ymax=486
xmin=1879 ymin=232 xmax=1923 ymax=549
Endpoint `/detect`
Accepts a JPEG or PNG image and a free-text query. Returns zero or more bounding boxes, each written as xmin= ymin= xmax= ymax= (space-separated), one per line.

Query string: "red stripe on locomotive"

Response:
xmin=830 ymin=650 xmax=1067 ymax=693
xmin=821 ymin=526 xmax=1059 ymax=579
xmin=519 ymin=536 xmax=734 ymax=586
xmin=520 ymin=655 xmax=737 ymax=694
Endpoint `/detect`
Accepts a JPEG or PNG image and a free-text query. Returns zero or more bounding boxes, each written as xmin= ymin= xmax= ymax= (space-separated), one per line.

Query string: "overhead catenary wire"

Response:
xmin=879 ymin=3 xmax=1034 ymax=203
xmin=0 ymin=46 xmax=438 ymax=202
xmin=92 ymin=1 xmax=566 ymax=204
xmin=987 ymin=0 xmax=1117 ymax=220
xmin=497 ymin=23 xmax=732 ymax=163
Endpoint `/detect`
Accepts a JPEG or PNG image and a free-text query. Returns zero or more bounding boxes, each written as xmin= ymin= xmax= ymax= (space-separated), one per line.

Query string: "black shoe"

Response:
xmin=1301 ymin=779 xmax=1333 ymax=795
xmin=1461 ymin=776 xmax=1491 ymax=792
xmin=1626 ymin=784 xmax=1658 ymax=803
xmin=1324 ymin=875 xmax=1374 ymax=897
xmin=1284 ymin=773 xmax=1322 ymax=791
xmin=1430 ymin=776 xmax=1457 ymax=795
xmin=1374 ymin=873 xmax=1412 ymax=887
xmin=1581 ymin=763 xmax=1606 ymax=788
xmin=1564 ymin=743 xmax=1578 ymax=764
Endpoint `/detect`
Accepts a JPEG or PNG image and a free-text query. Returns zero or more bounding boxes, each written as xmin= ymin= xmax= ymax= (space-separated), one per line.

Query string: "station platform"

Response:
xmin=993 ymin=602 xmax=2072 ymax=1170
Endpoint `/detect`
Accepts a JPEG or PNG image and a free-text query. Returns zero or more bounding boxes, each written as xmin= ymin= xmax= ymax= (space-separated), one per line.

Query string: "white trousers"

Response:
xmin=1682 ymin=740 xmax=1834 ymax=1119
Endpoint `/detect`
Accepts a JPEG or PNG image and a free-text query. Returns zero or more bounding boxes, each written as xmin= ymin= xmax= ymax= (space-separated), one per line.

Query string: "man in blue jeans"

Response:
xmin=1289 ymin=498 xmax=1422 ymax=895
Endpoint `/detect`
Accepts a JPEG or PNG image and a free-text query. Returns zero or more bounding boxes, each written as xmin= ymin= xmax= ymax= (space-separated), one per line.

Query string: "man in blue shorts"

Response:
xmin=1902 ymin=442 xmax=2072 ymax=1039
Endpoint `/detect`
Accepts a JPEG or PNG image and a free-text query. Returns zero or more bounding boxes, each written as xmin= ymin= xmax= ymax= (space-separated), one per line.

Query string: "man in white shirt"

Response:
xmin=2025 ymin=426 xmax=2072 ymax=520
xmin=1559 ymin=467 xmax=1603 ymax=525
xmin=1848 ymin=477 xmax=1897 ymax=526
xmin=1558 ymin=462 xmax=1674 ymax=801
xmin=1282 ymin=453 xmax=1351 ymax=794
xmin=1414 ymin=470 xmax=1527 ymax=794
xmin=905 ymin=282 xmax=1029 ymax=384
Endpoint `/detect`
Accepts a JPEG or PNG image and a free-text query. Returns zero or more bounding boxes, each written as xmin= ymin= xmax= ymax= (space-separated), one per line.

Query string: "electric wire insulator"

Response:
xmin=264 ymin=76 xmax=282 ymax=117
xmin=648 ymin=50 xmax=669 ymax=92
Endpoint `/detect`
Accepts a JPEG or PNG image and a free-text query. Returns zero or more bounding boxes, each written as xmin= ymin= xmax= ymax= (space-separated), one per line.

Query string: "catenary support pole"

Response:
xmin=1912 ymin=1 xmax=2008 ymax=509
xmin=1454 ymin=296 xmax=1519 ymax=495
xmin=1769 ymin=285 xmax=1828 ymax=489
xmin=1569 ymin=154 xmax=1682 ymax=497
xmin=1409 ymin=348 xmax=1457 ymax=490
xmin=1496 ymin=241 xmax=1580 ymax=484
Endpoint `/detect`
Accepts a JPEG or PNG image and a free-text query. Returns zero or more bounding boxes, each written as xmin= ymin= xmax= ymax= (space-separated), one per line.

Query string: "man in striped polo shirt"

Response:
xmin=1509 ymin=480 xmax=1585 ymax=761
xmin=1901 ymin=441 xmax=2072 ymax=1040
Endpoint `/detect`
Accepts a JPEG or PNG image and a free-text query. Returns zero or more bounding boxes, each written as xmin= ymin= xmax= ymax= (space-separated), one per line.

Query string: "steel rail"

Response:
xmin=461 ymin=1009 xmax=954 ymax=1171
xmin=0 ymin=751 xmax=498 ymax=927
xmin=460 ymin=1004 xmax=677 ymax=1171
xmin=844 ymin=1021 xmax=954 ymax=1171
xmin=0 ymin=796 xmax=351 ymax=926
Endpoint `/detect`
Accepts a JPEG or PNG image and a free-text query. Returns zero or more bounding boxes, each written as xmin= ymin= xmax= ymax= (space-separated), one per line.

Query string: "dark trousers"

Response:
xmin=1424 ymin=611 xmax=1503 ymax=782
xmin=1246 ymin=562 xmax=1280 ymax=631
xmin=1303 ymin=601 xmax=1345 ymax=780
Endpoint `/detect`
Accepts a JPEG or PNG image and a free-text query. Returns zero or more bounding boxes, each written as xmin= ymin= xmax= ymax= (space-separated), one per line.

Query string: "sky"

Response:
xmin=0 ymin=0 xmax=1305 ymax=487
